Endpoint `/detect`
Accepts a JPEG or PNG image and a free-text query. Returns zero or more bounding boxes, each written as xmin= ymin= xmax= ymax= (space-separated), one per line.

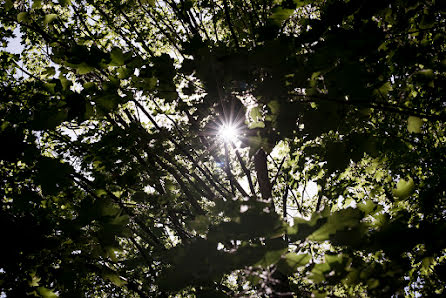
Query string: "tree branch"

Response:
xmin=254 ymin=148 xmax=273 ymax=207
xmin=271 ymin=156 xmax=286 ymax=189
xmin=224 ymin=142 xmax=236 ymax=196
xmin=222 ymin=0 xmax=240 ymax=48
xmin=231 ymin=142 xmax=257 ymax=198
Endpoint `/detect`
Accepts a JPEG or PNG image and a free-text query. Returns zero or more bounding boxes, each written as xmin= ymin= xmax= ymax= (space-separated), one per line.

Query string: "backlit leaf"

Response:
xmin=17 ymin=12 xmax=29 ymax=23
xmin=392 ymin=177 xmax=415 ymax=200
xmin=37 ymin=287 xmax=58 ymax=298
xmin=44 ymin=14 xmax=58 ymax=25
xmin=407 ymin=116 xmax=422 ymax=133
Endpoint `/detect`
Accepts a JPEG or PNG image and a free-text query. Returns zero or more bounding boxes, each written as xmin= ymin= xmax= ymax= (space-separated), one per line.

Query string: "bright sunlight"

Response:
xmin=218 ymin=124 xmax=239 ymax=142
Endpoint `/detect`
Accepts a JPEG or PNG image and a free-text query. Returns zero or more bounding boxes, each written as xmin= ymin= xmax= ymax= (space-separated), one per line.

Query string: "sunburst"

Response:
xmin=199 ymin=101 xmax=246 ymax=157
xmin=218 ymin=123 xmax=239 ymax=142
xmin=213 ymin=103 xmax=246 ymax=146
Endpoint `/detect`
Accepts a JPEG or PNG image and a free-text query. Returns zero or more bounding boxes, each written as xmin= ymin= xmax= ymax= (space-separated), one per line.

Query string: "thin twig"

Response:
xmin=287 ymin=185 xmax=303 ymax=214
xmin=224 ymin=142 xmax=236 ymax=196
xmin=271 ymin=156 xmax=286 ymax=188
xmin=231 ymin=142 xmax=257 ymax=198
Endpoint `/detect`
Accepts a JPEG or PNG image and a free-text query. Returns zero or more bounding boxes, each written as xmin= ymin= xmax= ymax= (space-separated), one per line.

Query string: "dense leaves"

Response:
xmin=1 ymin=0 xmax=445 ymax=296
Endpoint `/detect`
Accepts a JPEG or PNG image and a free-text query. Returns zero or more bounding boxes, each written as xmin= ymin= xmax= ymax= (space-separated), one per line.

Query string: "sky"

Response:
xmin=3 ymin=27 xmax=23 ymax=54
xmin=2 ymin=26 xmax=28 ymax=79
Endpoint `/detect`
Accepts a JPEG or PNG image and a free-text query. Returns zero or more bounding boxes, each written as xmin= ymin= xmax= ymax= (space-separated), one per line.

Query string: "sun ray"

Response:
xmin=218 ymin=124 xmax=239 ymax=142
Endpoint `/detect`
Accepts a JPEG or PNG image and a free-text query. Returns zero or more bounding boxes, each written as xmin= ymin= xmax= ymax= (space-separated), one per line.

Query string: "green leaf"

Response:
xmin=188 ymin=215 xmax=210 ymax=234
xmin=4 ymin=0 xmax=13 ymax=10
xmin=376 ymin=81 xmax=392 ymax=96
xmin=407 ymin=116 xmax=422 ymax=133
xmin=110 ymin=48 xmax=125 ymax=66
xmin=84 ymin=102 xmax=95 ymax=119
xmin=268 ymin=100 xmax=280 ymax=114
xmin=59 ymin=77 xmax=72 ymax=90
xmin=106 ymin=247 xmax=121 ymax=262
xmin=17 ymin=12 xmax=29 ymax=23
xmin=250 ymin=107 xmax=261 ymax=121
xmin=29 ymin=271 xmax=41 ymax=287
xmin=59 ymin=0 xmax=72 ymax=7
xmin=421 ymin=257 xmax=434 ymax=271
xmin=112 ymin=212 xmax=129 ymax=224
xmin=248 ymin=121 xmax=265 ymax=129
xmin=83 ymin=82 xmax=95 ymax=89
xmin=44 ymin=14 xmax=58 ymax=25
xmin=98 ymin=199 xmax=119 ymax=216
xmin=269 ymin=7 xmax=295 ymax=25
xmin=75 ymin=62 xmax=94 ymax=75
xmin=103 ymin=273 xmax=127 ymax=287
xmin=308 ymin=208 xmax=363 ymax=241
xmin=309 ymin=263 xmax=331 ymax=282
xmin=277 ymin=253 xmax=311 ymax=274
xmin=358 ymin=200 xmax=376 ymax=214
xmin=256 ymin=247 xmax=287 ymax=267
xmin=117 ymin=67 xmax=133 ymax=79
xmin=42 ymin=67 xmax=56 ymax=78
xmin=95 ymin=94 xmax=121 ymax=112
xmin=32 ymin=1 xmax=42 ymax=9
xmin=367 ymin=278 xmax=380 ymax=289
xmin=392 ymin=177 xmax=415 ymax=200
xmin=415 ymin=69 xmax=434 ymax=78
xmin=44 ymin=82 xmax=57 ymax=93
xmin=325 ymin=254 xmax=342 ymax=265
xmin=141 ymin=0 xmax=155 ymax=5
xmin=134 ymin=76 xmax=158 ymax=91
xmin=37 ymin=287 xmax=58 ymax=298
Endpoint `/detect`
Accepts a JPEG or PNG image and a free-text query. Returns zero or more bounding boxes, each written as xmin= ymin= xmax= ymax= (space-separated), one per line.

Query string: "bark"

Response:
xmin=254 ymin=148 xmax=272 ymax=201
xmin=253 ymin=149 xmax=293 ymax=297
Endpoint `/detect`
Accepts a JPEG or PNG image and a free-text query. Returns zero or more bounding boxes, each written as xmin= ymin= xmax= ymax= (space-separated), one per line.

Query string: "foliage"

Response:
xmin=1 ymin=0 xmax=446 ymax=296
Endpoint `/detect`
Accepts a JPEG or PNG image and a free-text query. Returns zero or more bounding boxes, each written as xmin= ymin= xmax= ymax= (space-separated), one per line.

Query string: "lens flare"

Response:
xmin=218 ymin=124 xmax=239 ymax=142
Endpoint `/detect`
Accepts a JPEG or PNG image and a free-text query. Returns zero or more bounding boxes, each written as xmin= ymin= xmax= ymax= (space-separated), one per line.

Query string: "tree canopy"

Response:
xmin=1 ymin=0 xmax=446 ymax=296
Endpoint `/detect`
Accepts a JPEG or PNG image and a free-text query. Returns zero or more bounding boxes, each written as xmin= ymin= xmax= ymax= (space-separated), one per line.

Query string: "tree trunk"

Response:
xmin=254 ymin=149 xmax=293 ymax=297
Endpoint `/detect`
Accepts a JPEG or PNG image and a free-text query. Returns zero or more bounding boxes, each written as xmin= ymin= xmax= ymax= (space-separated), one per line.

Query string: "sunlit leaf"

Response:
xmin=110 ymin=48 xmax=125 ymax=66
xmin=277 ymin=252 xmax=311 ymax=274
xmin=28 ymin=272 xmax=40 ymax=287
xmin=269 ymin=7 xmax=294 ymax=25
xmin=37 ymin=287 xmax=58 ymax=298
xmin=407 ymin=116 xmax=422 ymax=133
xmin=44 ymin=14 xmax=58 ymax=25
xmin=103 ymin=273 xmax=127 ymax=287
xmin=75 ymin=62 xmax=94 ymax=75
xmin=392 ymin=177 xmax=415 ymax=200
xmin=256 ymin=247 xmax=287 ymax=267
xmin=17 ymin=12 xmax=29 ymax=23
xmin=32 ymin=1 xmax=42 ymax=9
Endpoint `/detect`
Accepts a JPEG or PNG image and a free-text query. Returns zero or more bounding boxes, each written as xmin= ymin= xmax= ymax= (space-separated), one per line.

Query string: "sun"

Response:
xmin=199 ymin=100 xmax=246 ymax=149
xmin=218 ymin=124 xmax=239 ymax=142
